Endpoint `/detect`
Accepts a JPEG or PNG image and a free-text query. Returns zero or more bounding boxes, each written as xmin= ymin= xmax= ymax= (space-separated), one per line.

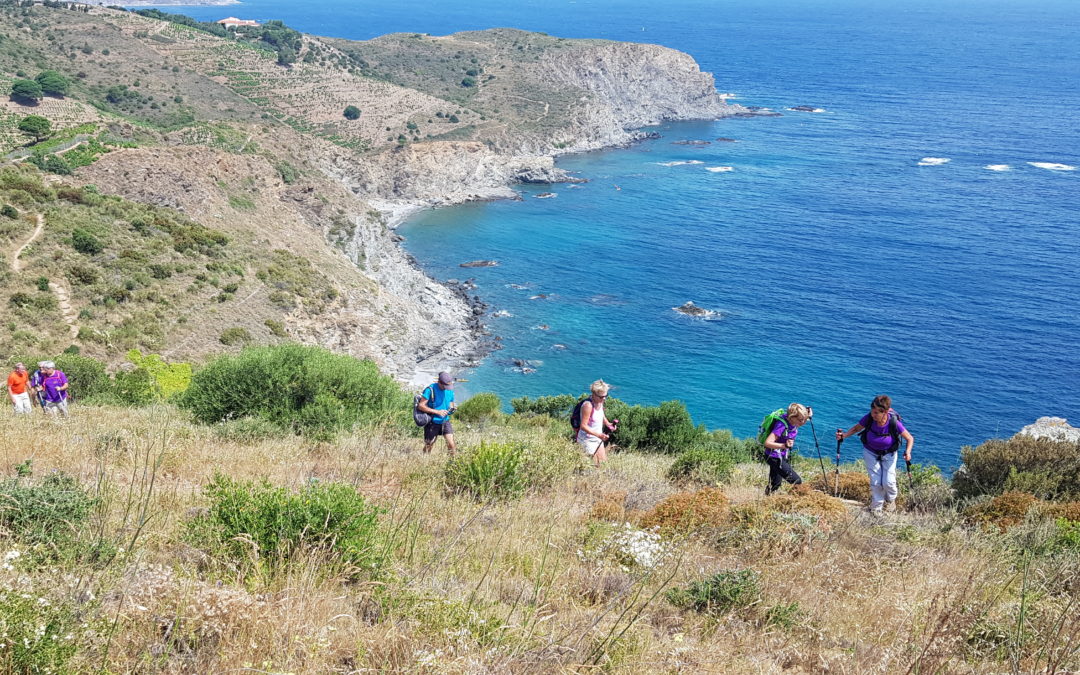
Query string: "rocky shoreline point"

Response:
xmin=1016 ymin=417 xmax=1080 ymax=443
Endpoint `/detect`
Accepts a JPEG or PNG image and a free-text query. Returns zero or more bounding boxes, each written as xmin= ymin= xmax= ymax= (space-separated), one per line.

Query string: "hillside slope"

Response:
xmin=0 ymin=3 xmax=743 ymax=378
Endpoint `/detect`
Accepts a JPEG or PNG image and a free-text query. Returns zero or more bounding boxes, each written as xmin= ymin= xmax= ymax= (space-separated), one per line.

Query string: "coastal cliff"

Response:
xmin=0 ymin=7 xmax=744 ymax=382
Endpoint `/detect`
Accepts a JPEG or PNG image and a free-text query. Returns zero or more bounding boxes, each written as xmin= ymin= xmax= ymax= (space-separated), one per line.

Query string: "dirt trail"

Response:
xmin=12 ymin=214 xmax=80 ymax=341
xmin=11 ymin=213 xmax=45 ymax=272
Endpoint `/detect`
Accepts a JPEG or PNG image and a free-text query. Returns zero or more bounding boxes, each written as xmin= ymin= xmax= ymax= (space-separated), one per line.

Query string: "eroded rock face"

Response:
xmin=1016 ymin=417 xmax=1080 ymax=443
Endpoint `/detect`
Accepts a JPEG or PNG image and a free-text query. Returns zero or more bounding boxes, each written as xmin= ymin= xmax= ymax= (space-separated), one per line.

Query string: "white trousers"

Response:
xmin=11 ymin=392 xmax=31 ymax=414
xmin=863 ymin=449 xmax=898 ymax=511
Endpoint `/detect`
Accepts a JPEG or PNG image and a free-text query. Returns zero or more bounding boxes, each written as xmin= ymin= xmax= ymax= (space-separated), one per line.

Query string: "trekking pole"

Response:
xmin=904 ymin=457 xmax=915 ymax=493
xmin=808 ymin=416 xmax=827 ymax=485
xmin=834 ymin=429 xmax=843 ymax=497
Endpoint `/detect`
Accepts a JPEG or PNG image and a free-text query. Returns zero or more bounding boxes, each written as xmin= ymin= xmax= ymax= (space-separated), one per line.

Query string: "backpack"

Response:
xmin=570 ymin=398 xmax=587 ymax=433
xmin=412 ymin=385 xmax=435 ymax=427
xmin=859 ymin=409 xmax=903 ymax=454
xmin=756 ymin=409 xmax=789 ymax=445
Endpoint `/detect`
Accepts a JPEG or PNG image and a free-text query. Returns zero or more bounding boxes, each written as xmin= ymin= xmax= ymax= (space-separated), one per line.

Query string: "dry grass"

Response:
xmin=639 ymin=488 xmax=730 ymax=535
xmin=809 ymin=470 xmax=872 ymax=502
xmin=0 ymin=405 xmax=1077 ymax=673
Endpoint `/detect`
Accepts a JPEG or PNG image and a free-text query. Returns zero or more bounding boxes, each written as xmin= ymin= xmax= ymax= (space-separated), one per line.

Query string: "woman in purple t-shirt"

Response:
xmin=763 ymin=403 xmax=810 ymax=495
xmin=836 ymin=395 xmax=915 ymax=514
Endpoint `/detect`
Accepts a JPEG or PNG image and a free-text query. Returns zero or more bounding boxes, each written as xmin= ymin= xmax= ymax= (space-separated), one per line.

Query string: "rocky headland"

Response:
xmin=0 ymin=7 xmax=747 ymax=384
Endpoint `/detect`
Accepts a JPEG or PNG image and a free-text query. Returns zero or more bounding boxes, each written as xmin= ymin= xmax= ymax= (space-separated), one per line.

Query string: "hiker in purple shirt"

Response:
xmin=763 ymin=403 xmax=810 ymax=494
xmin=836 ymin=394 xmax=915 ymax=514
xmin=37 ymin=361 xmax=69 ymax=417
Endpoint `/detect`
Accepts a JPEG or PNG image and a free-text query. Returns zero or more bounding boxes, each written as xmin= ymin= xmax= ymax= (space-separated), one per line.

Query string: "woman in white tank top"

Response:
xmin=577 ymin=379 xmax=616 ymax=466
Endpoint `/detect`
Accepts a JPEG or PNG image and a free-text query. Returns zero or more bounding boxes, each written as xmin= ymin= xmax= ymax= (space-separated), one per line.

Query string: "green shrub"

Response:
xmin=343 ymin=105 xmax=361 ymax=120
xmin=264 ymin=318 xmax=287 ymax=337
xmin=10 ymin=78 xmax=43 ymax=101
xmin=35 ymin=276 xmax=49 ymax=292
xmin=510 ymin=393 xmax=577 ymax=418
xmin=126 ymin=349 xmax=191 ymax=400
xmin=953 ymin=436 xmax=1080 ymax=500
xmin=71 ymin=227 xmax=103 ymax=255
xmin=1044 ymin=518 xmax=1080 ymax=555
xmin=219 ymin=326 xmax=252 ymax=346
xmin=178 ymin=344 xmax=408 ymax=439
xmin=55 ymin=353 xmax=110 ymax=400
xmin=445 ymin=439 xmax=581 ymax=501
xmin=666 ymin=569 xmax=762 ymax=614
xmin=606 ymin=399 xmax=707 ymax=454
xmin=187 ymin=474 xmax=385 ymax=574
xmin=668 ymin=430 xmax=755 ymax=485
xmin=112 ymin=367 xmax=155 ymax=406
xmin=1 ymin=204 xmax=18 ymax=219
xmin=35 ymin=69 xmax=70 ymax=96
xmin=764 ymin=601 xmax=804 ymax=630
xmin=0 ymin=472 xmax=94 ymax=554
xmin=455 ymin=392 xmax=502 ymax=423
xmin=445 ymin=441 xmax=527 ymax=501
xmin=0 ymin=588 xmax=79 ymax=672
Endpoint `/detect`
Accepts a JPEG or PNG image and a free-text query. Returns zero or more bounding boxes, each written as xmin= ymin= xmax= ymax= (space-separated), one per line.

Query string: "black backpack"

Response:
xmin=571 ymin=397 xmax=593 ymax=434
xmin=859 ymin=409 xmax=903 ymax=454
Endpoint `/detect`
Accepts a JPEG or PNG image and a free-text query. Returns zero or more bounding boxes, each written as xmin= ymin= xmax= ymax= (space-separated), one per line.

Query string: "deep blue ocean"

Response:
xmin=158 ymin=0 xmax=1080 ymax=469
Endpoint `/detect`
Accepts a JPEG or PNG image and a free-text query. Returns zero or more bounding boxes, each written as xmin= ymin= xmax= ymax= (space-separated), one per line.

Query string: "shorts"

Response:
xmin=11 ymin=392 xmax=31 ymax=414
xmin=577 ymin=430 xmax=603 ymax=457
xmin=424 ymin=419 xmax=454 ymax=443
xmin=44 ymin=399 xmax=69 ymax=416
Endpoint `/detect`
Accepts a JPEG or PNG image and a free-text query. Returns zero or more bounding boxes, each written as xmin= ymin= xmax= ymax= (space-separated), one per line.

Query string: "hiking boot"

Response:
xmin=884 ymin=501 xmax=897 ymax=513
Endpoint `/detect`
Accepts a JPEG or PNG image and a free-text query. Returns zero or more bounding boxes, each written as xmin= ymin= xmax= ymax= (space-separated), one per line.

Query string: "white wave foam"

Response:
xmin=706 ymin=166 xmax=734 ymax=173
xmin=984 ymin=164 xmax=1011 ymax=172
xmin=787 ymin=107 xmax=826 ymax=113
xmin=1027 ymin=162 xmax=1076 ymax=171
xmin=918 ymin=157 xmax=950 ymax=166
xmin=657 ymin=160 xmax=705 ymax=167
xmin=491 ymin=310 xmax=513 ymax=318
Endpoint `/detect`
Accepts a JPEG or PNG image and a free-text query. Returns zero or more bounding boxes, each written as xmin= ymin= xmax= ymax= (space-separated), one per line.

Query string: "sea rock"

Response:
xmin=671 ymin=139 xmax=711 ymax=146
xmin=535 ymin=192 xmax=557 ymax=199
xmin=715 ymin=137 xmax=737 ymax=142
xmin=460 ymin=260 xmax=499 ymax=268
xmin=788 ymin=105 xmax=825 ymax=112
xmin=673 ymin=301 xmax=721 ymax=318
xmin=1015 ymin=417 xmax=1080 ymax=443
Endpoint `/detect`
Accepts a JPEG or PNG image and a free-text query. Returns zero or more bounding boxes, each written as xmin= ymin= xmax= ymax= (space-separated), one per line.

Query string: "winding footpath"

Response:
xmin=12 ymin=213 xmax=80 ymax=341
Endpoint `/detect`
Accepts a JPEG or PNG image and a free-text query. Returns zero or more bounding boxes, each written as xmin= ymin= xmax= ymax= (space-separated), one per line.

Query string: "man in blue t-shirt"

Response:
xmin=418 ymin=371 xmax=457 ymax=454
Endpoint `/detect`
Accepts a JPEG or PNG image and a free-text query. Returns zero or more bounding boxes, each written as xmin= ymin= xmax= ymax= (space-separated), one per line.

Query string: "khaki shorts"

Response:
xmin=577 ymin=430 xmax=603 ymax=456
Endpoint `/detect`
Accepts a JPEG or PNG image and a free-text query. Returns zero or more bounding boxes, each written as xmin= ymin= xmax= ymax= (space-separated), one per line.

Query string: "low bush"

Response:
xmin=218 ymin=326 xmax=252 ymax=346
xmin=639 ymin=488 xmax=729 ymax=534
xmin=445 ymin=438 xmax=581 ymax=501
xmin=510 ymin=393 xmax=577 ymax=418
xmin=953 ymin=435 xmax=1080 ymax=501
xmin=178 ymin=344 xmax=407 ymax=439
xmin=964 ymin=491 xmax=1039 ymax=531
xmin=667 ymin=434 xmax=749 ymax=485
xmin=71 ymin=227 xmax=103 ymax=255
xmin=808 ymin=471 xmax=871 ymax=502
xmin=0 ymin=588 xmax=79 ymax=672
xmin=55 ymin=353 xmax=111 ymax=401
xmin=0 ymin=472 xmax=94 ymax=557
xmin=186 ymin=474 xmax=385 ymax=575
xmin=454 ymin=392 xmax=502 ymax=423
xmin=606 ymin=399 xmax=706 ymax=454
xmin=667 ymin=569 xmax=762 ymax=614
xmin=112 ymin=367 xmax=155 ymax=406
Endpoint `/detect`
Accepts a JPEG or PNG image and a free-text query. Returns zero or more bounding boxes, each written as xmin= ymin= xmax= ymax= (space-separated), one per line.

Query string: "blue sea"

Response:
xmin=159 ymin=0 xmax=1080 ymax=469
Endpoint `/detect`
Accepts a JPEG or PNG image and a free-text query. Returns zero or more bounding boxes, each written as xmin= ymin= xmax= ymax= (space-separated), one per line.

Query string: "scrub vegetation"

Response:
xmin=0 ymin=358 xmax=1077 ymax=672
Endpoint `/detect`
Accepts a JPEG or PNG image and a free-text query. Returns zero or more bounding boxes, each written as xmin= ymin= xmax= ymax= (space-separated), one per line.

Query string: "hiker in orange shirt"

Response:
xmin=7 ymin=363 xmax=32 ymax=414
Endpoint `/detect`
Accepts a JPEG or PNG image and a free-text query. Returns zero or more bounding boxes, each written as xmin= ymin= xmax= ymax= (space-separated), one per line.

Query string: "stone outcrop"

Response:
xmin=1016 ymin=417 xmax=1080 ymax=443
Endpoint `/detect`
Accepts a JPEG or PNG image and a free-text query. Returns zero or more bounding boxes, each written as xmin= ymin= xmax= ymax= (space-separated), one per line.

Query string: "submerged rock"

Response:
xmin=715 ymin=137 xmax=737 ymax=142
xmin=535 ymin=192 xmax=557 ymax=199
xmin=460 ymin=260 xmax=499 ymax=268
xmin=671 ymin=139 xmax=711 ymax=146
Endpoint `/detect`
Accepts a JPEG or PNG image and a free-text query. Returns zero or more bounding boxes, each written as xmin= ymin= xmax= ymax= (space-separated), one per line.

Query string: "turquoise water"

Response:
xmin=159 ymin=0 xmax=1080 ymax=468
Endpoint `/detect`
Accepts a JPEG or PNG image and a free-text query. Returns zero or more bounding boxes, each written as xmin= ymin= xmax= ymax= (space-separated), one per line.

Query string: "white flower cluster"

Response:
xmin=579 ymin=523 xmax=672 ymax=573
xmin=1 ymin=549 xmax=20 ymax=572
